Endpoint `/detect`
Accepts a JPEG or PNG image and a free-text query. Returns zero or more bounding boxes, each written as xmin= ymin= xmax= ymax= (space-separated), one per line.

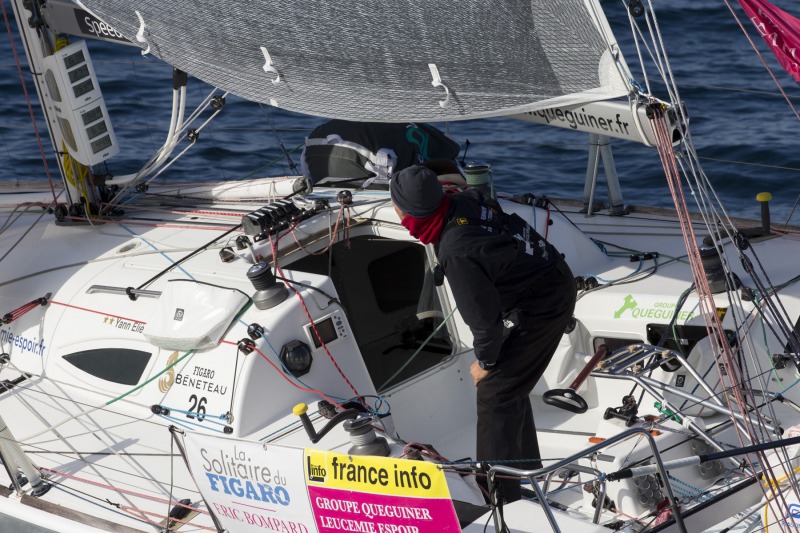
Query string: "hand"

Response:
xmin=470 ymin=360 xmax=491 ymax=386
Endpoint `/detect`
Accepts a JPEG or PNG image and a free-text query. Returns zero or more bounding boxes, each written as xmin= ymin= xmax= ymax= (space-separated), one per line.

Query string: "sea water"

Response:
xmin=1 ymin=0 xmax=799 ymax=222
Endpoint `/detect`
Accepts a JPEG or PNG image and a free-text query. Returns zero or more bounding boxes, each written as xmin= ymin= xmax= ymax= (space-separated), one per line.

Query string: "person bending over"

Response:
xmin=390 ymin=165 xmax=576 ymax=502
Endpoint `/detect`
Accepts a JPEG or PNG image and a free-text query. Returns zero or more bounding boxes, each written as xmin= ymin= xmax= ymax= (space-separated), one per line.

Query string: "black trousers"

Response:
xmin=476 ymin=258 xmax=576 ymax=502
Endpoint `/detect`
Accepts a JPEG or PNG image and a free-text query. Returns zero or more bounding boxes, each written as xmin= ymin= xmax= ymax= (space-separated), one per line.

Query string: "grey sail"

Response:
xmin=77 ymin=0 xmax=631 ymax=122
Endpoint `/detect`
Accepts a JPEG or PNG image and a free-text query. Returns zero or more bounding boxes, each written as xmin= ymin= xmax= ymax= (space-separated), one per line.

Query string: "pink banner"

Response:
xmin=308 ymin=486 xmax=461 ymax=533
xmin=738 ymin=0 xmax=800 ymax=82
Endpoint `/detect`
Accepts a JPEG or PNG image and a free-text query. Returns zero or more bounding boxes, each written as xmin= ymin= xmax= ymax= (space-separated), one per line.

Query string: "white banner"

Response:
xmin=512 ymin=99 xmax=681 ymax=147
xmin=183 ymin=433 xmax=317 ymax=532
xmin=182 ymin=432 xmax=461 ymax=533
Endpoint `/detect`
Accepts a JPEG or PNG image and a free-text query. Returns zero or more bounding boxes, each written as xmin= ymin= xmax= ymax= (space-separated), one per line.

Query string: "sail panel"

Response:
xmin=78 ymin=0 xmax=631 ymax=121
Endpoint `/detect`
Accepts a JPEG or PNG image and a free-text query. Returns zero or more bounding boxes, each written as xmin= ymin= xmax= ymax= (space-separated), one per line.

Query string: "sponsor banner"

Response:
xmin=41 ymin=0 xmax=133 ymax=45
xmin=512 ymin=100 xmax=675 ymax=147
xmin=0 ymin=327 xmax=46 ymax=356
xmin=309 ymin=486 xmax=456 ymax=533
xmin=184 ymin=434 xmax=317 ymax=532
xmin=612 ymin=295 xmax=695 ymax=322
xmin=183 ymin=435 xmax=460 ymax=533
xmin=305 ymin=450 xmax=459 ymax=533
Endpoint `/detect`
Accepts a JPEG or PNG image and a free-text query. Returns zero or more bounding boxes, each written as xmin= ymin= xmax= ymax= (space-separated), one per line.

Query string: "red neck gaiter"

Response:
xmin=401 ymin=196 xmax=452 ymax=245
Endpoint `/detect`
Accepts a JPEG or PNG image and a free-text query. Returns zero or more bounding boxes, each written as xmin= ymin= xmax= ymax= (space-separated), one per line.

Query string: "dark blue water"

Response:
xmin=2 ymin=0 xmax=800 ymax=222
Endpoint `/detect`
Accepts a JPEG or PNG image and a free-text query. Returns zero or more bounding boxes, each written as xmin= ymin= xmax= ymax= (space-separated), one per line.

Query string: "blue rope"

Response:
xmin=667 ymin=473 xmax=712 ymax=503
xmin=157 ymin=406 xmax=230 ymax=427
xmin=590 ymin=239 xmax=609 ymax=254
xmin=259 ymin=416 xmax=307 ymax=442
xmin=542 ymin=477 xmax=592 ymax=497
xmin=587 ymin=258 xmax=643 ymax=284
xmin=779 ymin=377 xmax=800 ymax=396
xmin=156 ymin=413 xmax=229 ymax=433
xmin=120 ymin=224 xmax=194 ymax=280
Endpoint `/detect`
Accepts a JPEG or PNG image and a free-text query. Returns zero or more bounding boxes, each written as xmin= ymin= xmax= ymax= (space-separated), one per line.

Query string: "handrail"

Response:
xmin=542 ymin=463 xmax=606 ymax=524
xmin=86 ymin=285 xmax=161 ymax=298
xmin=488 ymin=427 xmax=686 ymax=533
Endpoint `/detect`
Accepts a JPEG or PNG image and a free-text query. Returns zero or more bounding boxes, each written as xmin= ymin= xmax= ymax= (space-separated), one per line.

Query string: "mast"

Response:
xmin=9 ymin=0 xmax=118 ymax=220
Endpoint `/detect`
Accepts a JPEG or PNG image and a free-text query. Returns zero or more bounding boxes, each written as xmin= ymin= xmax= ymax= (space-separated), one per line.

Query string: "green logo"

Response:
xmin=613 ymin=295 xmax=695 ymax=321
xmin=613 ymin=295 xmax=637 ymax=319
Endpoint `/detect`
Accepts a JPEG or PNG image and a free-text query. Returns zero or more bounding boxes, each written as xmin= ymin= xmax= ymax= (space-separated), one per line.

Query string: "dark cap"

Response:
xmin=390 ymin=165 xmax=443 ymax=218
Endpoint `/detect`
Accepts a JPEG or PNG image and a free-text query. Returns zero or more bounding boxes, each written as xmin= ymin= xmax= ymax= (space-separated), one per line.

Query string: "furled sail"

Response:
xmin=77 ymin=0 xmax=632 ymax=122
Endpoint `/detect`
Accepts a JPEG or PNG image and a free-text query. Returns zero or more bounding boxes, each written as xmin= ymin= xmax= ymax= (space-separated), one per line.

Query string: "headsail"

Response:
xmin=77 ymin=0 xmax=632 ymax=122
xmin=738 ymin=0 xmax=800 ymax=82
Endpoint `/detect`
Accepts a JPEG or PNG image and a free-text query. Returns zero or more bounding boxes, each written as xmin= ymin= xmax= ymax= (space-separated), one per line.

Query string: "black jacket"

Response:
xmin=436 ymin=190 xmax=560 ymax=367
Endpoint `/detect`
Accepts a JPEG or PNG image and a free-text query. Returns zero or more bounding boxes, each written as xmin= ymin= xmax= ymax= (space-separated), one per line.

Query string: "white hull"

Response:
xmin=0 ymin=178 xmax=797 ymax=532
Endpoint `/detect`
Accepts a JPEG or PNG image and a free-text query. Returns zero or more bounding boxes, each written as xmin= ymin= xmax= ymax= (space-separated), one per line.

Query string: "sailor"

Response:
xmin=390 ymin=165 xmax=576 ymax=502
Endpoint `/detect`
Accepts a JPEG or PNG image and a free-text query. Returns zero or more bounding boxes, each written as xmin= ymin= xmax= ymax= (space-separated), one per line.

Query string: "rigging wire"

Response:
xmin=1 ymin=0 xmax=58 ymax=204
xmin=107 ymin=86 xmax=229 ymax=206
xmin=259 ymin=102 xmax=299 ymax=175
xmin=0 ymin=192 xmax=62 ymax=265
xmin=651 ymin=105 xmax=797 ymax=526
xmin=721 ymin=0 xmax=800 ymax=124
xmin=623 ymin=1 xmax=800 ymax=519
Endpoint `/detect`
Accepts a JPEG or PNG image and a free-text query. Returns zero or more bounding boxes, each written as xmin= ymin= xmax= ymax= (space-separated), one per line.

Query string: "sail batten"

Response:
xmin=78 ymin=0 xmax=632 ymax=121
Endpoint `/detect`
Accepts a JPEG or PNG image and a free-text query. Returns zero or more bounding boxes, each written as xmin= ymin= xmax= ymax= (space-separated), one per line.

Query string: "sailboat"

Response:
xmin=2 ymin=0 xmax=800 ymax=531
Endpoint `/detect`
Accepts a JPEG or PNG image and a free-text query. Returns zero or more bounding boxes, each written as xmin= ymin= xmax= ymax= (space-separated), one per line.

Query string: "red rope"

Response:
xmin=48 ymin=300 xmax=144 ymax=324
xmin=650 ymin=108 xmax=791 ymax=514
xmin=290 ymin=206 xmax=344 ymax=256
xmin=1 ymin=1 xmax=58 ymax=203
xmin=269 ymin=229 xmax=361 ymax=401
xmin=41 ymin=466 xmax=209 ymax=514
xmin=49 ymin=298 xmax=347 ymax=408
xmin=102 ymin=203 xmax=244 ymax=218
xmin=118 ymin=505 xmax=216 ymax=532
xmin=2 ymin=295 xmax=48 ymax=324
xmin=58 ymin=216 xmax=231 ymax=232
xmin=220 ymin=339 xmax=345 ymax=411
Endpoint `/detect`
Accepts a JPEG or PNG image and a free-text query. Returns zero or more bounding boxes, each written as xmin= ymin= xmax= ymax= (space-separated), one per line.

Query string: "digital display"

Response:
xmin=72 ymin=78 xmax=95 ymax=98
xmin=86 ymin=120 xmax=108 ymax=140
xmin=68 ymin=64 xmax=90 ymax=84
xmin=81 ymin=106 xmax=103 ymax=125
xmin=91 ymin=135 xmax=112 ymax=154
xmin=309 ymin=317 xmax=338 ymax=348
xmin=63 ymin=50 xmax=85 ymax=69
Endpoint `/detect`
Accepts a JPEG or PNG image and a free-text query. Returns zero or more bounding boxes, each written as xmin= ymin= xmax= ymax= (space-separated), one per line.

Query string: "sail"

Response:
xmin=738 ymin=0 xmax=800 ymax=82
xmin=76 ymin=0 xmax=632 ymax=122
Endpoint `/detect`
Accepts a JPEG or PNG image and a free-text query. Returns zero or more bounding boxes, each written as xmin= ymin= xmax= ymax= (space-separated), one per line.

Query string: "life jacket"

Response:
xmin=442 ymin=190 xmax=559 ymax=270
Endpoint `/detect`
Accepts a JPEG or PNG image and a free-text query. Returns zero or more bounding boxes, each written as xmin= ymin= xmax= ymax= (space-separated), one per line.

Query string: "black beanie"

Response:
xmin=390 ymin=165 xmax=443 ymax=218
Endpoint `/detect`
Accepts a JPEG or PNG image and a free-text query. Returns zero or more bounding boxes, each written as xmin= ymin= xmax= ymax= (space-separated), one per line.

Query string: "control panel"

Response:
xmin=42 ymin=40 xmax=118 ymax=166
xmin=305 ymin=312 xmax=349 ymax=349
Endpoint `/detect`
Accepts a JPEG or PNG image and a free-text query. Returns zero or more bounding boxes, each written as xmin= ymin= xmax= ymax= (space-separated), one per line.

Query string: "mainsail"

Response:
xmin=77 ymin=0 xmax=632 ymax=122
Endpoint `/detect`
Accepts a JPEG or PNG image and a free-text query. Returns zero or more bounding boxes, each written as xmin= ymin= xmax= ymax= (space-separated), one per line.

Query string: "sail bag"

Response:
xmin=300 ymin=121 xmax=460 ymax=184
